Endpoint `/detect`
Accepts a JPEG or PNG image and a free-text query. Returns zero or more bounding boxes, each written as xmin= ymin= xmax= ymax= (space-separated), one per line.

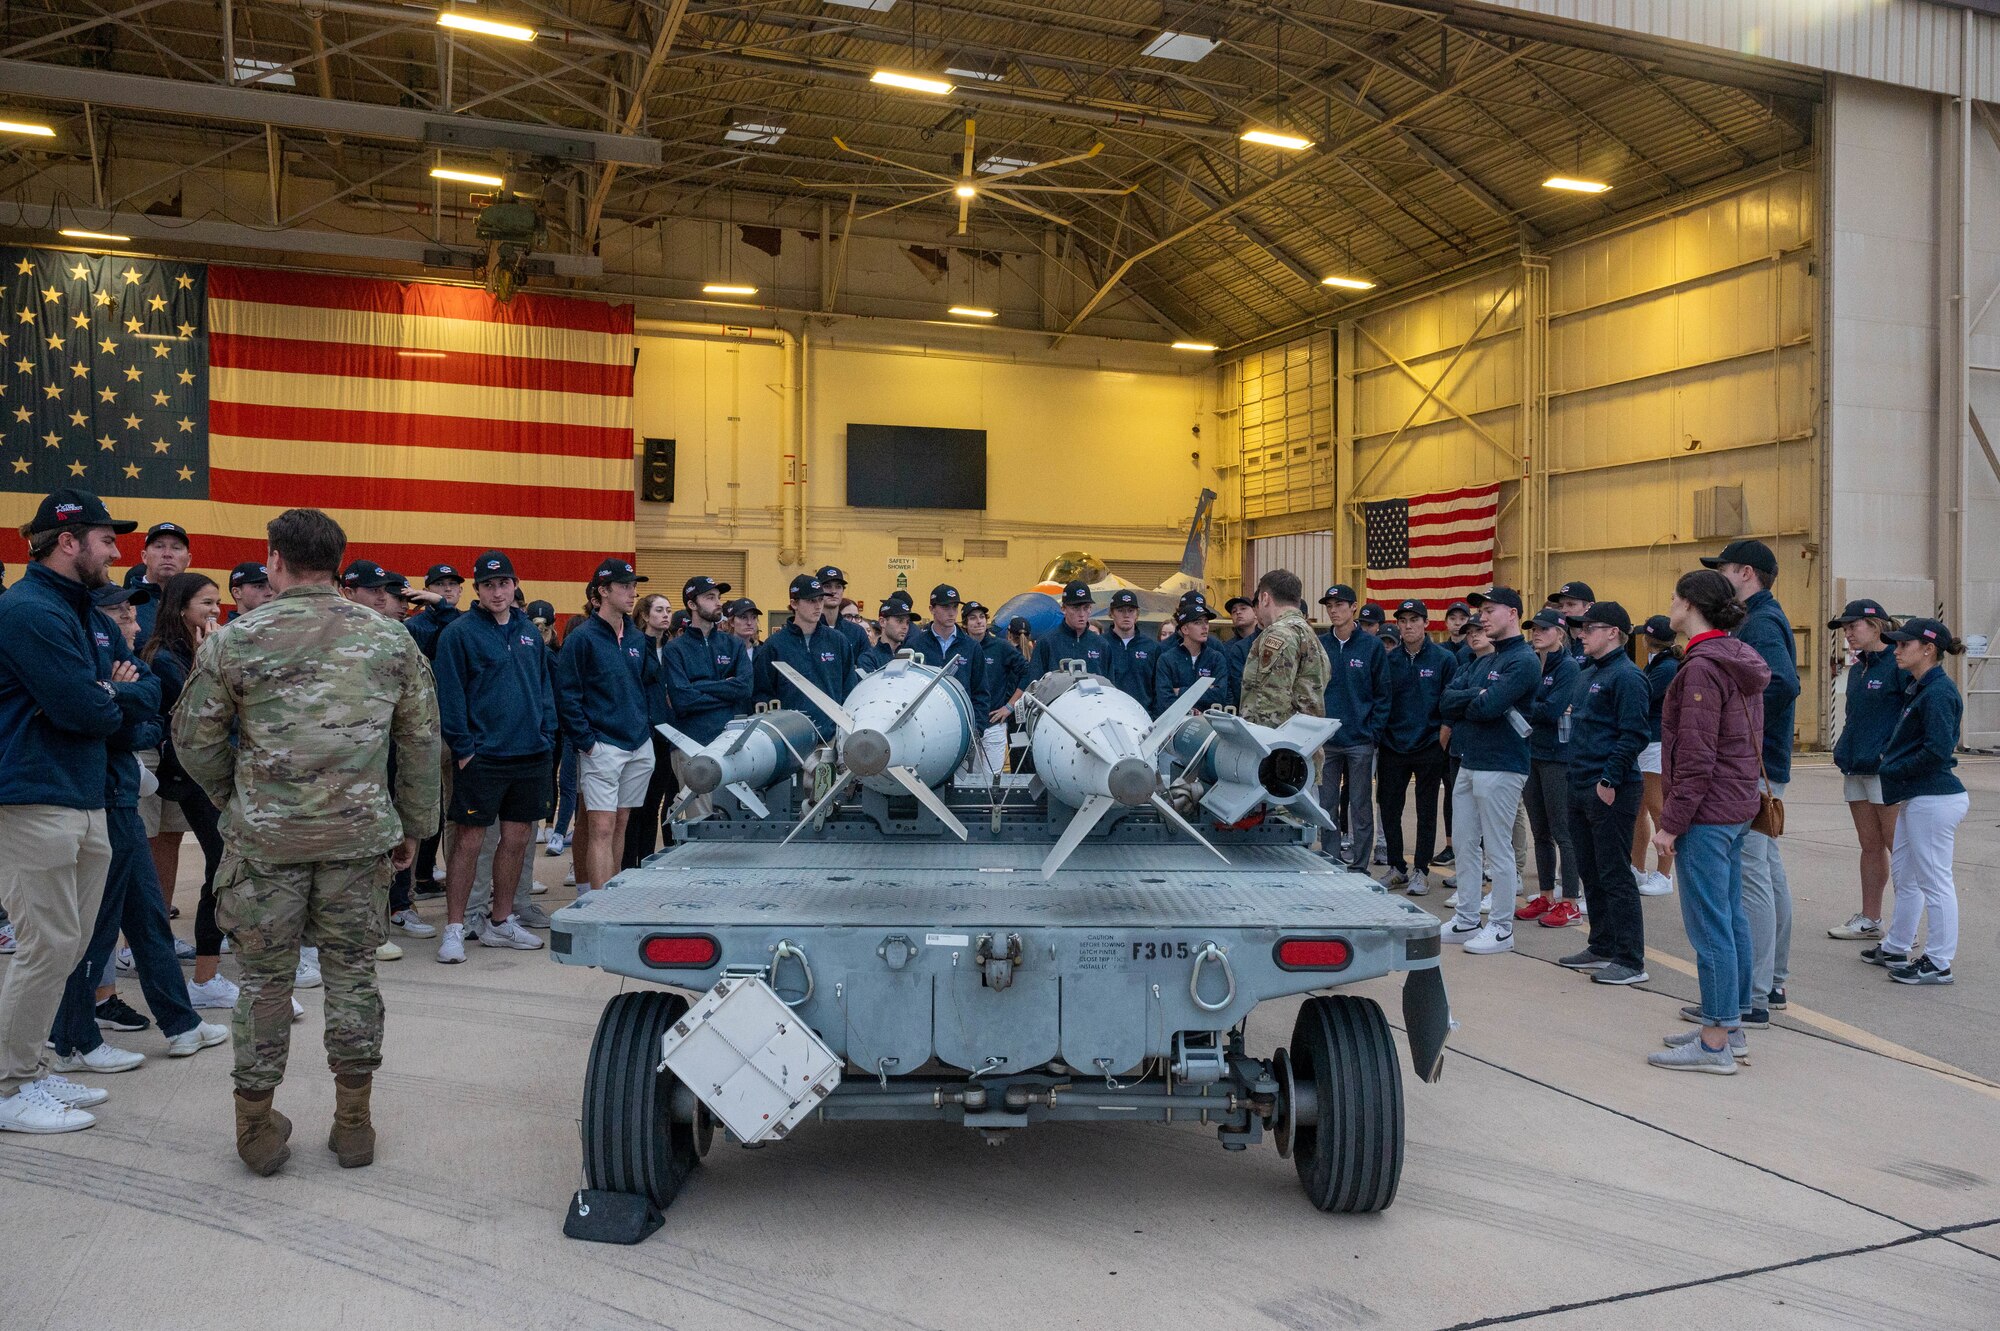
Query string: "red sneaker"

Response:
xmin=1540 ymin=900 xmax=1583 ymax=928
xmin=1514 ymin=896 xmax=1554 ymax=922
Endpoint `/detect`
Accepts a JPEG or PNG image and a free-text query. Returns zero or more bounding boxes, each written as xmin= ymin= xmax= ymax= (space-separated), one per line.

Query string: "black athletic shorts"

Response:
xmin=448 ymin=752 xmax=554 ymax=827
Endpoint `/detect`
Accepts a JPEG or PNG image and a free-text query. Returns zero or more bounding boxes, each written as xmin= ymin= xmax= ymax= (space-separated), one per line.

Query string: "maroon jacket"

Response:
xmin=1659 ymin=633 xmax=1772 ymax=835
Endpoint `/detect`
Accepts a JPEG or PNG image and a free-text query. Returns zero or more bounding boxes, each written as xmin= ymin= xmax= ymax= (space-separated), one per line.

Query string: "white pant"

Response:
xmin=1451 ymin=768 xmax=1528 ymax=930
xmin=968 ymin=723 xmax=1007 ymax=778
xmin=1885 ymin=792 xmax=1968 ymax=967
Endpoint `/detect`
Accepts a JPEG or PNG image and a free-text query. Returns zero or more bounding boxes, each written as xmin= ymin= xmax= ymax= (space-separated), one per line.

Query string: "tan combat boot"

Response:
xmin=234 ymin=1089 xmax=292 ymax=1176
xmin=328 ymin=1074 xmax=375 ymax=1168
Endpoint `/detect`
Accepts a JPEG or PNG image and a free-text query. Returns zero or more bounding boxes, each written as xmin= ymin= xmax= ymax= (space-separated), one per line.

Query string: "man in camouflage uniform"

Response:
xmin=1239 ymin=568 xmax=1332 ymax=729
xmin=173 ymin=509 xmax=440 ymax=1176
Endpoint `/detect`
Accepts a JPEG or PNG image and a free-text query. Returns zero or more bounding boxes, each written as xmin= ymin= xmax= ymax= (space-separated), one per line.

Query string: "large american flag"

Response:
xmin=1363 ymin=482 xmax=1500 ymax=627
xmin=0 ymin=247 xmax=634 ymax=607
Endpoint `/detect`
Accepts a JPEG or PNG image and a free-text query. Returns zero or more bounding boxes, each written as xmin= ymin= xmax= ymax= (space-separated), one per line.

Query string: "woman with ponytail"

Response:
xmin=1869 ymin=618 xmax=1968 ymax=985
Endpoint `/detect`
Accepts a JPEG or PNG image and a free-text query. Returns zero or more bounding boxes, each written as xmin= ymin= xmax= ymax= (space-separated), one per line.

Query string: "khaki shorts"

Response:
xmin=136 ymin=750 xmax=191 ymax=839
xmin=579 ymin=742 xmax=655 ymax=812
xmin=1844 ymin=773 xmax=1886 ymax=805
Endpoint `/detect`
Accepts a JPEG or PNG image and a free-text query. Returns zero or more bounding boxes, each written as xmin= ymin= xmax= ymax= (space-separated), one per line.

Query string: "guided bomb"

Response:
xmin=1161 ymin=712 xmax=1343 ymax=829
xmin=657 ymin=710 xmax=824 ymax=819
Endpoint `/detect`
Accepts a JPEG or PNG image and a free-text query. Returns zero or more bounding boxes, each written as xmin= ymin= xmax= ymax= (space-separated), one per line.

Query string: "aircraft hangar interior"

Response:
xmin=4 ymin=3 xmax=2000 ymax=1328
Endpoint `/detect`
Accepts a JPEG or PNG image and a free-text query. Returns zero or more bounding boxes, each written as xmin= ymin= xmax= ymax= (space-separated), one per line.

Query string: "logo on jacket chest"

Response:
xmin=1419 ymin=668 xmax=1436 ymax=679
xmin=519 ymin=633 xmax=536 ymax=646
xmin=818 ymin=651 xmax=837 ymax=664
xmin=1865 ymin=679 xmax=1885 ymax=691
xmin=1348 ymin=657 xmax=1367 ymax=669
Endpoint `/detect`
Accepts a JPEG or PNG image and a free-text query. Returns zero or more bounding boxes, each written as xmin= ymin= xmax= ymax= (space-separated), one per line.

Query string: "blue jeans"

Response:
xmin=52 ymin=806 xmax=201 ymax=1054
xmin=1675 ymin=820 xmax=1755 ymax=1028
xmin=553 ymin=739 xmax=580 ymax=837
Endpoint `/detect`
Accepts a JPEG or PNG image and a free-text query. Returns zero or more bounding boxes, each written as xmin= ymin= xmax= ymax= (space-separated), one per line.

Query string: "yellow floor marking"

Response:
xmin=1643 ymin=948 xmax=2000 ymax=1104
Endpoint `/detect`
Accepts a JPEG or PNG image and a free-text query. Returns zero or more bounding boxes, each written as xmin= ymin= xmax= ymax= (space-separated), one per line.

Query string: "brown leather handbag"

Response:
xmin=1739 ymin=694 xmax=1785 ymax=837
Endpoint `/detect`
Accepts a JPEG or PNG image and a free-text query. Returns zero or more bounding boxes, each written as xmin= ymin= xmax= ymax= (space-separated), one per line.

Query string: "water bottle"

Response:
xmin=1557 ymin=711 xmax=1572 ymax=744
xmin=1506 ymin=708 xmax=1533 ymax=739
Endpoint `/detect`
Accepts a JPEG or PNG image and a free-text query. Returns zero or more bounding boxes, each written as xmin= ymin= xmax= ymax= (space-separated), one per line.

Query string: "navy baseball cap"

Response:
xmin=669 ymin=609 xmax=693 ymax=633
xmin=27 ymin=488 xmax=136 ymax=536
xmin=341 ymin=559 xmax=401 ymax=590
xmin=963 ymin=599 xmax=989 ymax=616
xmin=1224 ymin=595 xmax=1253 ymax=612
xmin=1640 ymin=614 xmax=1676 ymax=641
xmin=880 ymin=592 xmax=914 ymax=617
xmin=787 ymin=573 xmax=823 ymax=601
xmin=1108 ymin=588 xmax=1140 ymax=609
xmin=526 ymin=599 xmax=556 ymax=623
xmin=1567 ymin=601 xmax=1632 ymax=634
xmin=1061 ymin=580 xmax=1094 ymax=606
xmin=92 ymin=582 xmax=153 ymax=607
xmin=930 ymin=583 xmax=961 ymax=606
xmin=814 ymin=565 xmax=847 ymax=586
xmin=1828 ymin=600 xmax=1888 ymax=629
xmin=591 ymin=557 xmax=647 ymax=587
xmin=1701 ymin=539 xmax=1778 ymax=577
xmin=144 ymin=521 xmax=190 ymax=548
xmin=1551 ymin=580 xmax=1595 ymax=602
xmin=1528 ymin=607 xmax=1567 ymax=632
xmin=1467 ymin=587 xmax=1523 ymax=613
xmin=228 ymin=561 xmax=268 ymax=590
xmin=723 ymin=597 xmax=760 ymax=618
xmin=424 ymin=563 xmax=464 ymax=586
xmin=1175 ymin=603 xmax=1215 ymax=625
xmin=470 ymin=551 xmax=515 ymax=584
xmin=1008 ymin=616 xmax=1031 ymax=634
xmin=683 ymin=574 xmax=730 ymax=603
xmin=1358 ymin=604 xmax=1386 ymax=625
xmin=1319 ymin=583 xmax=1357 ymax=605
xmin=1884 ymin=617 xmax=1957 ymax=650
xmin=1393 ymin=598 xmax=1428 ymax=619
xmin=1445 ymin=600 xmax=1471 ymax=616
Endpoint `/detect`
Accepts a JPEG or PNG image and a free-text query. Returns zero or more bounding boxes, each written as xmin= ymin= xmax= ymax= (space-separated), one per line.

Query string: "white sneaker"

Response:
xmin=186 ymin=975 xmax=240 ymax=1010
xmin=52 ymin=1042 xmax=145 ymax=1074
xmin=164 ymin=1022 xmax=228 ymax=1057
xmin=480 ymin=916 xmax=544 ymax=950
xmin=36 ymin=1073 xmax=109 ymax=1108
xmin=291 ymin=997 xmax=305 ymax=1021
xmin=1444 ymin=889 xmax=1460 ymax=909
xmin=1636 ymin=870 xmax=1674 ymax=897
xmin=389 ymin=908 xmax=436 ymax=938
xmin=564 ymin=863 xmax=576 ymax=887
xmin=114 ymin=946 xmax=133 ymax=972
xmin=0 ymin=921 xmax=14 ymax=954
xmin=1439 ymin=918 xmax=1482 ymax=946
xmin=1463 ymin=923 xmax=1515 ymax=955
xmin=1481 ymin=894 xmax=1493 ymax=916
xmin=545 ymin=832 xmax=566 ymax=856
xmin=295 ymin=946 xmax=322 ymax=989
xmin=1405 ymin=871 xmax=1430 ymax=896
xmin=535 ymin=825 xmax=549 ymax=844
xmin=530 ymin=878 xmax=549 ymax=896
xmin=437 ymin=923 xmax=467 ymax=964
xmin=0 ymin=1082 xmax=95 ymax=1133
xmin=431 ymin=863 xmax=447 ymax=883
xmin=375 ymin=939 xmax=403 ymax=961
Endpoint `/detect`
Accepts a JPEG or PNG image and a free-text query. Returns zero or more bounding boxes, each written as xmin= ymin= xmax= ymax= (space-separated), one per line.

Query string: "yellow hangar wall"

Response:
xmin=1222 ymin=167 xmax=1825 ymax=745
xmin=626 ymin=329 xmax=1220 ymax=620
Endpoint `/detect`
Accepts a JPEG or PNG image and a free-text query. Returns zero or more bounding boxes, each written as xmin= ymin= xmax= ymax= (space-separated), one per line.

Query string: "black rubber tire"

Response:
xmin=582 ymin=990 xmax=697 ymax=1209
xmin=1289 ymin=994 xmax=1405 ymax=1213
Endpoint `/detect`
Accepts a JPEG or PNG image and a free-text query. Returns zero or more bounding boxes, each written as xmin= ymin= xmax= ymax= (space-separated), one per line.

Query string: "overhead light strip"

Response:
xmin=871 ymin=69 xmax=954 ymax=96
xmin=58 ymin=228 xmax=131 ymax=243
xmin=437 ymin=11 xmax=538 ymax=42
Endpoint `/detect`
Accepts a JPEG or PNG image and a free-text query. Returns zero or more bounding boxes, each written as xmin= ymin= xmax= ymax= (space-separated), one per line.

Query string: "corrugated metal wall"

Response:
xmin=1233 ymin=331 xmax=1335 ymax=520
xmin=1250 ymin=531 xmax=1334 ymax=604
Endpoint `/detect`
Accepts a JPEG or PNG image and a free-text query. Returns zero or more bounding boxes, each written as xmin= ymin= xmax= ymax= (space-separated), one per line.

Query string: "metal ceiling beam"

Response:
xmin=0 ymin=58 xmax=662 ymax=164
xmin=257 ymin=0 xmax=646 ymax=56
xmin=584 ymin=0 xmax=690 ymax=247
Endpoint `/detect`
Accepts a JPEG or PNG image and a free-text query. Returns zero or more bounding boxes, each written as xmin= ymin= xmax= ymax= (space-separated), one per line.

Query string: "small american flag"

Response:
xmin=1363 ymin=483 xmax=1500 ymax=627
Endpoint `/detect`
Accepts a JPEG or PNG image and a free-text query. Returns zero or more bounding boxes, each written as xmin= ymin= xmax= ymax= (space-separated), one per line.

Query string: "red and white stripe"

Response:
xmin=1365 ymin=483 xmax=1499 ymax=626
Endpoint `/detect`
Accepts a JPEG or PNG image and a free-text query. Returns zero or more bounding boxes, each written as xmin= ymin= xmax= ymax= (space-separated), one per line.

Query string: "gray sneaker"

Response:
xmin=1405 ymin=871 xmax=1430 ymax=897
xmin=1664 ymin=1027 xmax=1749 ymax=1061
xmin=1828 ymin=913 xmax=1882 ymax=941
xmin=1647 ymin=1037 xmax=1738 ymax=1074
xmin=512 ymin=901 xmax=554 ymax=930
xmin=1592 ymin=963 xmax=1650 ymax=986
xmin=1558 ymin=950 xmax=1611 ymax=970
xmin=1386 ymin=868 xmax=1408 ymax=888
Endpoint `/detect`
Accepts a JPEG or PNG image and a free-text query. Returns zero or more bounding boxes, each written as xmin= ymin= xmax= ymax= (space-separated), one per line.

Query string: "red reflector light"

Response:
xmin=641 ymin=935 xmax=718 ymax=967
xmin=1276 ymin=938 xmax=1351 ymax=969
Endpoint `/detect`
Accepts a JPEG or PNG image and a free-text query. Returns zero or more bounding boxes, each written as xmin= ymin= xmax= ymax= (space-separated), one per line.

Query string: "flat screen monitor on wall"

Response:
xmin=846 ymin=424 xmax=987 ymax=510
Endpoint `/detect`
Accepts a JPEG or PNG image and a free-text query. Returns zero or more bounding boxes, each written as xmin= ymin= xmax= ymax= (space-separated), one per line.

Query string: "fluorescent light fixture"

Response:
xmin=1141 ymin=31 xmax=1218 ymax=62
xmin=431 ymin=166 xmax=505 ymax=188
xmin=437 ymin=11 xmax=537 ymax=42
xmin=826 ymin=0 xmax=897 ymax=9
xmin=58 ymin=229 xmax=131 ymax=243
xmin=1171 ymin=341 xmax=1218 ymax=352
xmin=948 ymin=305 xmax=998 ymax=319
xmin=232 ymin=57 xmax=296 ymax=87
xmin=723 ymin=121 xmax=786 ymax=145
xmin=702 ymin=283 xmax=758 ymax=297
xmin=396 ymin=350 xmax=447 ymax=358
xmin=0 ymin=119 xmax=55 ymax=137
xmin=953 ymin=185 xmax=977 ymax=199
xmin=1542 ymin=175 xmax=1610 ymax=194
xmin=1320 ymin=274 xmax=1376 ymax=291
xmin=1240 ymin=128 xmax=1314 ymax=151
xmin=871 ymin=69 xmax=953 ymax=96
xmin=977 ymin=154 xmax=1036 ymax=175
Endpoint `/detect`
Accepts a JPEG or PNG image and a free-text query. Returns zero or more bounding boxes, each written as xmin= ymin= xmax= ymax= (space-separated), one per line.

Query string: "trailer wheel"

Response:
xmin=582 ymin=990 xmax=699 ymax=1209
xmin=1288 ymin=994 xmax=1404 ymax=1213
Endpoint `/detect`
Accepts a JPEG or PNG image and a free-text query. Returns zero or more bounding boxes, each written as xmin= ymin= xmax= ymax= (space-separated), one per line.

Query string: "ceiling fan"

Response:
xmin=815 ymin=119 xmax=1136 ymax=234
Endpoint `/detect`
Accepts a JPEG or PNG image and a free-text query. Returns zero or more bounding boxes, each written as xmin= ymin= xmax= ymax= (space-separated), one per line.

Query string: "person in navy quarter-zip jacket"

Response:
xmin=1028 ymin=582 xmax=1110 ymax=682
xmin=964 ymin=600 xmax=1026 ymax=776
xmin=403 ymin=563 xmax=466 ymax=660
xmin=1629 ymin=615 xmax=1682 ymax=897
xmin=1220 ymin=596 xmax=1260 ymax=701
xmin=1377 ymin=600 xmax=1453 ymax=893
xmin=0 ymin=488 xmax=146 ymax=1130
xmin=1826 ymin=600 xmax=1907 ymax=940
xmin=1874 ymin=618 xmax=1968 ymax=985
xmin=909 ymin=583 xmax=986 ymax=707
xmin=1516 ymin=608 xmax=1582 ymax=926
xmin=1099 ymin=588 xmax=1158 ymax=713
xmin=1153 ymin=600 xmax=1233 ymax=715
xmin=1701 ymin=538 xmax=1799 ymax=1010
xmin=663 ymin=575 xmax=753 ymax=747
xmin=1438 ymin=587 xmax=1540 ymax=949
xmin=755 ymin=574 xmax=855 ymax=741
xmin=1315 ymin=584 xmax=1390 ymax=872
xmin=1560 ymin=603 xmax=1653 ymax=983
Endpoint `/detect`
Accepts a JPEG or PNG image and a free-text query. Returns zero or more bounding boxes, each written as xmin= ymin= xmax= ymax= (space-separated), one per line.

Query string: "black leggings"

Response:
xmin=177 ymin=792 xmax=226 ymax=957
xmin=621 ymin=734 xmax=680 ymax=870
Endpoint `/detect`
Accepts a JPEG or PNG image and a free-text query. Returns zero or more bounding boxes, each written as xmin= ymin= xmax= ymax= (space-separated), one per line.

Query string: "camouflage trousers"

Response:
xmin=213 ymin=851 xmax=390 ymax=1093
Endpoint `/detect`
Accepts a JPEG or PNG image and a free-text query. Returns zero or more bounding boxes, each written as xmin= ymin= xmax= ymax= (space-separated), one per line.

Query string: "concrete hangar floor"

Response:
xmin=3 ymin=759 xmax=1997 ymax=1331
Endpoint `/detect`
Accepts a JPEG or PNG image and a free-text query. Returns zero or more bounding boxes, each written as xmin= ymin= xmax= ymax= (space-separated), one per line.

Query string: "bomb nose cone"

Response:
xmin=683 ymin=754 xmax=723 ymax=793
xmin=843 ymin=728 xmax=892 ymax=776
xmin=1107 ymin=756 xmax=1158 ymax=806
